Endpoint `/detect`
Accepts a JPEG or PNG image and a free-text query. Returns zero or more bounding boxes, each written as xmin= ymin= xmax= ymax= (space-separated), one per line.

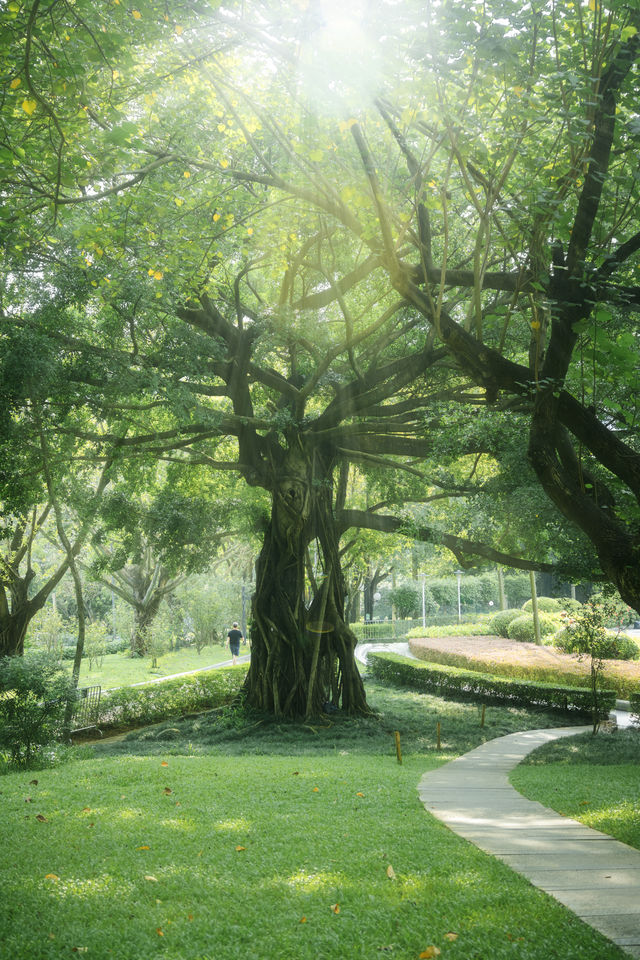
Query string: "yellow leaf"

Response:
xmin=235 ymin=845 xmax=246 ymax=852
xmin=339 ymin=118 xmax=357 ymax=133
xmin=11 ymin=78 xmax=21 ymax=90
xmin=299 ymin=917 xmax=307 ymax=924
xmin=444 ymin=933 xmax=458 ymax=942
xmin=156 ymin=928 xmax=164 ymax=937
xmin=247 ymin=228 xmax=253 ymax=236
xmin=188 ymin=913 xmax=194 ymax=921
xmin=137 ymin=845 xmax=150 ymax=851
xmin=148 ymin=268 xmax=155 ymax=276
xmin=386 ymin=864 xmax=396 ymax=880
xmin=356 ymin=792 xmax=364 ymax=797
xmin=175 ymin=25 xmax=183 ymax=35
xmin=419 ymin=948 xmax=440 ymax=959
xmin=174 ymin=197 xmax=183 ymax=207
xmin=331 ymin=903 xmax=340 ymax=914
xmin=183 ymin=170 xmax=190 ymax=178
xmin=213 ymin=213 xmax=221 ymax=222
xmin=144 ymin=875 xmax=158 ymax=882
xmin=220 ymin=159 xmax=229 ymax=169
xmin=132 ymin=10 xmax=141 ymax=19
xmin=313 ymin=787 xmax=319 ymax=793
xmin=161 ymin=761 xmax=168 ymax=767
xmin=45 ymin=873 xmax=59 ymax=880
xmin=217 ymin=124 xmax=226 ymax=132
xmin=22 ymin=99 xmax=37 ymax=116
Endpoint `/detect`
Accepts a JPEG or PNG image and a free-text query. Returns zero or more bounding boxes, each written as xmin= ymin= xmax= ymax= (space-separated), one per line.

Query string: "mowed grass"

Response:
xmin=0 ymin=683 xmax=631 ymax=960
xmin=510 ymin=728 xmax=640 ymax=850
xmin=69 ymin=644 xmax=239 ymax=690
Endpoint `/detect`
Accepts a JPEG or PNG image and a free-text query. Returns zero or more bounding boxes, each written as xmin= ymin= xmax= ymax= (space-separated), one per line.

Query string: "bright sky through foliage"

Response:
xmin=298 ymin=0 xmax=381 ymax=113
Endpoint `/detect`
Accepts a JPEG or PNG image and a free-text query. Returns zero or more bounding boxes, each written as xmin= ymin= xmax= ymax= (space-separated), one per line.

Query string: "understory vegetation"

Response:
xmin=0 ymin=681 xmax=632 ymax=960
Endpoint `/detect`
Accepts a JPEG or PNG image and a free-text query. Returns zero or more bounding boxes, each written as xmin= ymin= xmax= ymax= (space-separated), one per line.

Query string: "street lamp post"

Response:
xmin=456 ymin=569 xmax=463 ymax=624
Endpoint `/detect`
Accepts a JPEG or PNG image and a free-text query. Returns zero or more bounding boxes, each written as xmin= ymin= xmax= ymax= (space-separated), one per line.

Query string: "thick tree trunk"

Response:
xmin=243 ymin=446 xmax=369 ymax=719
xmin=0 ymin=610 xmax=30 ymax=658
xmin=130 ymin=600 xmax=161 ymax=657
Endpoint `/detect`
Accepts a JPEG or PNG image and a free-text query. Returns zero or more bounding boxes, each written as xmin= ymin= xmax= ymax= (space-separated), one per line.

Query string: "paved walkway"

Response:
xmin=418 ymin=727 xmax=640 ymax=958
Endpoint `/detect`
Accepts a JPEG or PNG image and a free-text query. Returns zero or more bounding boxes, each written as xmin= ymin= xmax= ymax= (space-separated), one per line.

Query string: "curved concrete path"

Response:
xmin=418 ymin=727 xmax=640 ymax=958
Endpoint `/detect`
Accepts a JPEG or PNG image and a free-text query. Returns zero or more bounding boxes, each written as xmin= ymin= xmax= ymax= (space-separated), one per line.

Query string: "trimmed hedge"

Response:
xmin=488 ymin=609 xmax=523 ymax=638
xmin=367 ymin=651 xmax=616 ymax=718
xmin=522 ymin=597 xmax=563 ymax=613
xmin=96 ymin=665 xmax=247 ymax=731
xmin=631 ymin=692 xmax=640 ymax=726
xmin=507 ymin=613 xmax=561 ymax=642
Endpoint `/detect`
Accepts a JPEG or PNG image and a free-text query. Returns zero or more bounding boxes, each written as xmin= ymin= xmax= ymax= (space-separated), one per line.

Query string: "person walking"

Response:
xmin=226 ymin=622 xmax=244 ymax=665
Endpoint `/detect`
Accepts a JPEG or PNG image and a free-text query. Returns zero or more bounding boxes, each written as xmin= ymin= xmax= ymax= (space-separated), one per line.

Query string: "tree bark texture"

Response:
xmin=243 ymin=444 xmax=369 ymax=719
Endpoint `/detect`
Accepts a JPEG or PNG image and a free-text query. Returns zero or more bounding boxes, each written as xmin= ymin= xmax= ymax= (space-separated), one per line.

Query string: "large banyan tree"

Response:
xmin=1 ymin=0 xmax=640 ymax=711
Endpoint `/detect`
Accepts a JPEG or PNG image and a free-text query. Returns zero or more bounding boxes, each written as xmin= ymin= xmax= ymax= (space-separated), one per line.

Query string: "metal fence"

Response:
xmin=69 ymin=685 xmax=102 ymax=734
xmin=350 ymin=613 xmax=484 ymax=641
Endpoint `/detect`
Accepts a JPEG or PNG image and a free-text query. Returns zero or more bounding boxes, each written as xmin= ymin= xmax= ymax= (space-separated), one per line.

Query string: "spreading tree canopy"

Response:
xmin=1 ymin=0 xmax=639 ymax=716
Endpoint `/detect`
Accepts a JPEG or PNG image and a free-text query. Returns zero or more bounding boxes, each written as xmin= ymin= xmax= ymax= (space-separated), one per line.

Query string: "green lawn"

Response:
xmin=0 ymin=683 xmax=630 ymax=960
xmin=68 ymin=644 xmax=241 ymax=690
xmin=510 ymin=728 xmax=640 ymax=850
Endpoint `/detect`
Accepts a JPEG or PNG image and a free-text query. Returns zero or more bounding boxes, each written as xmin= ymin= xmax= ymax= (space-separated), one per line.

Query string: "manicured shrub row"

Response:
xmin=97 ymin=665 xmax=247 ymax=730
xmin=405 ymin=622 xmax=491 ymax=639
xmin=367 ymin=651 xmax=616 ymax=717
xmin=631 ymin=692 xmax=640 ymax=726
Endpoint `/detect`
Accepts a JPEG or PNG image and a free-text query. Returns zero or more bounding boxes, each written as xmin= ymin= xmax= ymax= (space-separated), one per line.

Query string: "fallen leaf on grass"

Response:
xmin=235 ymin=845 xmax=246 ymax=852
xmin=82 ymin=807 xmax=91 ymax=813
xmin=24 ymin=797 xmax=33 ymax=803
xmin=36 ymin=814 xmax=48 ymax=822
xmin=313 ymin=787 xmax=319 ymax=793
xmin=386 ymin=864 xmax=396 ymax=880
xmin=163 ymin=787 xmax=172 ymax=795
xmin=356 ymin=792 xmax=365 ymax=797
xmin=29 ymin=779 xmax=38 ymax=786
xmin=144 ymin=875 xmax=158 ymax=882
xmin=161 ymin=761 xmax=169 ymax=767
xmin=157 ymin=928 xmax=164 ymax=937
xmin=137 ymin=845 xmax=150 ymax=851
xmin=71 ymin=948 xmax=88 ymax=953
xmin=188 ymin=914 xmax=194 ymax=921
xmin=419 ymin=948 xmax=440 ymax=959
xmin=44 ymin=874 xmax=59 ymax=881
xmin=444 ymin=932 xmax=458 ymax=941
xmin=330 ymin=903 xmax=340 ymax=914
xmin=299 ymin=917 xmax=307 ymax=924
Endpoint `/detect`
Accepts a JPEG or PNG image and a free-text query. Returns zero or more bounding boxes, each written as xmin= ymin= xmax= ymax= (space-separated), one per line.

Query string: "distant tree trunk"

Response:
xmin=130 ymin=599 xmax=163 ymax=657
xmin=244 ymin=445 xmax=369 ymax=719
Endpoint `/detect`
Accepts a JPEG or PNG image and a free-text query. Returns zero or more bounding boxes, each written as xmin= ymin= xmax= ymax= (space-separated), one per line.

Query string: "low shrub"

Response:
xmin=0 ymin=655 xmax=73 ymax=765
xmin=97 ymin=664 xmax=247 ymax=730
xmin=508 ymin=613 xmax=562 ymax=642
xmin=488 ymin=609 xmax=522 ymax=638
xmin=555 ymin=628 xmax=640 ymax=661
xmin=556 ymin=598 xmax=584 ymax=616
xmin=406 ymin=621 xmax=491 ymax=639
xmin=522 ymin=596 xmax=562 ymax=613
xmin=367 ymin=651 xmax=616 ymax=718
